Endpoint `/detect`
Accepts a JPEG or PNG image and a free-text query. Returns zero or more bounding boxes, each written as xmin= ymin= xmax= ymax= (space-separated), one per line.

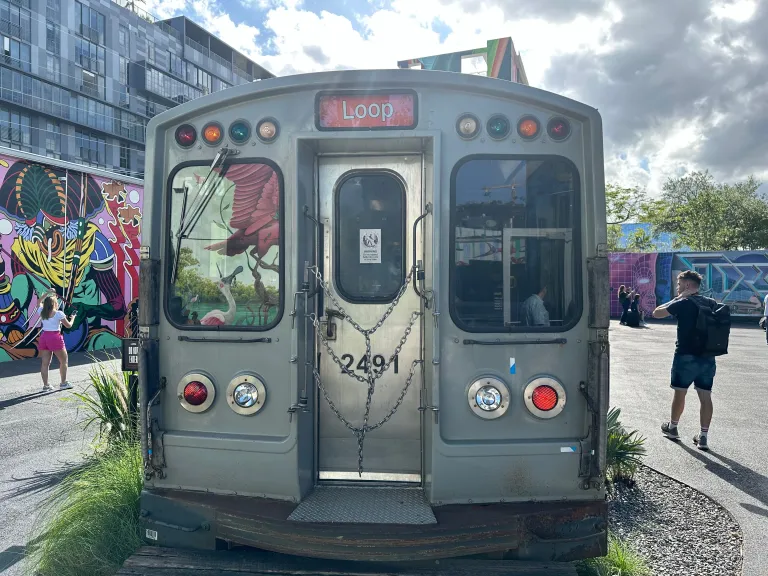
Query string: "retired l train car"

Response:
xmin=137 ymin=69 xmax=610 ymax=563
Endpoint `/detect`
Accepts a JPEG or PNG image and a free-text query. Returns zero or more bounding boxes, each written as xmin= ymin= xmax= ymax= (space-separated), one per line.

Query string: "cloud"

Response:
xmin=143 ymin=0 xmax=768 ymax=195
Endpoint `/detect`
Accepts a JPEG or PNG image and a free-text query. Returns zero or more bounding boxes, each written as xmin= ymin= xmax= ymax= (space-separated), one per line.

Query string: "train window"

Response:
xmin=334 ymin=171 xmax=406 ymax=303
xmin=449 ymin=156 xmax=581 ymax=332
xmin=165 ymin=161 xmax=283 ymax=329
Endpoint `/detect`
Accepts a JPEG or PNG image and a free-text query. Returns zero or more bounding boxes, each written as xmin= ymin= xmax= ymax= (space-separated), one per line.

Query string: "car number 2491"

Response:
xmin=340 ymin=353 xmax=399 ymax=374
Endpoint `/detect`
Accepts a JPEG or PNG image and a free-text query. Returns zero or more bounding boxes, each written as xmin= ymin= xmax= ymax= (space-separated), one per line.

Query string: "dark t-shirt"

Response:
xmin=666 ymin=294 xmax=717 ymax=355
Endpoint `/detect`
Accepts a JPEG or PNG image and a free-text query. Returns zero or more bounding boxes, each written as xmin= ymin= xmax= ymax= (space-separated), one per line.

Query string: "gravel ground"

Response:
xmin=608 ymin=464 xmax=743 ymax=576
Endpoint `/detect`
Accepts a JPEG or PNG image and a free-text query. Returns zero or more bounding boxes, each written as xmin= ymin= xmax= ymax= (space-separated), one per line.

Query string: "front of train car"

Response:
xmin=137 ymin=69 xmax=610 ymax=563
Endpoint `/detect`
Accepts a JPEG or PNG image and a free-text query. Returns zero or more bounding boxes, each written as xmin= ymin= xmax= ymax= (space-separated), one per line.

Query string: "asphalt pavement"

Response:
xmin=610 ymin=319 xmax=768 ymax=576
xmin=0 ymin=350 xmax=121 ymax=576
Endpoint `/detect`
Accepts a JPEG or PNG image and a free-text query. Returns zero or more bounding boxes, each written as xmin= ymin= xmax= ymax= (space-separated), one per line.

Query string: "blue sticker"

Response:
xmin=509 ymin=357 xmax=516 ymax=374
xmin=560 ymin=446 xmax=578 ymax=453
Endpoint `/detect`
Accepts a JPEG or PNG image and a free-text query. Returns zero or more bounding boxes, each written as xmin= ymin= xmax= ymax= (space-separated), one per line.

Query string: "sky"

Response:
xmin=143 ymin=0 xmax=767 ymax=197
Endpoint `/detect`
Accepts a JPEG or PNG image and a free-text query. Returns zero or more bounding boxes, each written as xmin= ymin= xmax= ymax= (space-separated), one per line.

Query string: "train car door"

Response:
xmin=315 ymin=155 xmax=423 ymax=483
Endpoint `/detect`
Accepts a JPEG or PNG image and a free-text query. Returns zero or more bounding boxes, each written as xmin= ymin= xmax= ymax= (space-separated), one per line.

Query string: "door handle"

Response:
xmin=412 ymin=203 xmax=432 ymax=302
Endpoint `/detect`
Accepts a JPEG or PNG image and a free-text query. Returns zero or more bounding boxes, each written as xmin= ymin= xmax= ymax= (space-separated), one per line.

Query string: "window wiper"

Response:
xmin=170 ymin=146 xmax=237 ymax=284
xmin=179 ymin=146 xmax=235 ymax=239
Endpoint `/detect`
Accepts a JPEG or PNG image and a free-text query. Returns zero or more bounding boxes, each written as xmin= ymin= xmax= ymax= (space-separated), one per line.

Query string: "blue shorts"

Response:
xmin=671 ymin=354 xmax=716 ymax=392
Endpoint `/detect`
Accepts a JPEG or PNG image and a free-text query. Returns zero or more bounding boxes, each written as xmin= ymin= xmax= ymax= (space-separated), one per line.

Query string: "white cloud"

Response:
xmin=143 ymin=0 xmax=767 ymax=195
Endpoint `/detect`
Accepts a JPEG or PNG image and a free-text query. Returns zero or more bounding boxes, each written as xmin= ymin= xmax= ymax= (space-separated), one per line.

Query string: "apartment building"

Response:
xmin=0 ymin=0 xmax=273 ymax=177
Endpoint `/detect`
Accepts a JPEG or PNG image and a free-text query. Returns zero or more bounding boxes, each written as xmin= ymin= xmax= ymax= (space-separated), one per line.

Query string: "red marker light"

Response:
xmin=175 ymin=124 xmax=196 ymax=147
xmin=183 ymin=381 xmax=208 ymax=406
xmin=531 ymin=385 xmax=558 ymax=411
xmin=547 ymin=117 xmax=571 ymax=141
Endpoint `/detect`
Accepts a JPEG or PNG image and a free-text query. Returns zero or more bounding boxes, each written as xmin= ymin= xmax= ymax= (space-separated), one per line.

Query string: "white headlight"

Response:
xmin=468 ymin=377 xmax=510 ymax=419
xmin=227 ymin=373 xmax=266 ymax=416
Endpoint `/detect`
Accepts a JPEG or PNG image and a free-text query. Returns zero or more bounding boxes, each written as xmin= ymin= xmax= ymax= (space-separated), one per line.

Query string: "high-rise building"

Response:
xmin=398 ymin=37 xmax=528 ymax=85
xmin=0 ymin=0 xmax=274 ymax=177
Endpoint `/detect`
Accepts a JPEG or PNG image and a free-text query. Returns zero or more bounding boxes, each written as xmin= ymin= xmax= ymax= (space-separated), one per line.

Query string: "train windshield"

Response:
xmin=450 ymin=156 xmax=580 ymax=332
xmin=166 ymin=161 xmax=282 ymax=329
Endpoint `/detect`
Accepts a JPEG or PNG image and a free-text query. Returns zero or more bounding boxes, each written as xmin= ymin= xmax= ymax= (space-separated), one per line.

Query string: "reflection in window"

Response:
xmin=335 ymin=172 xmax=405 ymax=303
xmin=167 ymin=162 xmax=282 ymax=329
xmin=451 ymin=157 xmax=580 ymax=331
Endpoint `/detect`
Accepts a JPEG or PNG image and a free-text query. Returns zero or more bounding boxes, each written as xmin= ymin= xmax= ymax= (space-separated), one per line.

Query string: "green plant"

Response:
xmin=24 ymin=440 xmax=144 ymax=576
xmin=576 ymin=533 xmax=652 ymax=576
xmin=68 ymin=356 xmax=136 ymax=446
xmin=606 ymin=407 xmax=647 ymax=485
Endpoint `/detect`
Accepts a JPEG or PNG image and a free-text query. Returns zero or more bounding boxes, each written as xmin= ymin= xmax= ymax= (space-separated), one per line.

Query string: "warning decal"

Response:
xmin=360 ymin=229 xmax=381 ymax=264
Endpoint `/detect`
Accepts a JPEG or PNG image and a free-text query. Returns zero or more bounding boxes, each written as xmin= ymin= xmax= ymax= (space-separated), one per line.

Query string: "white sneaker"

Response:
xmin=59 ymin=381 xmax=73 ymax=390
xmin=42 ymin=384 xmax=53 ymax=392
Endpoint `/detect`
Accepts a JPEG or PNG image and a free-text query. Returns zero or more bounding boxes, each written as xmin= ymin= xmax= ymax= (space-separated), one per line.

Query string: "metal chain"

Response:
xmin=307 ymin=265 xmax=422 ymax=476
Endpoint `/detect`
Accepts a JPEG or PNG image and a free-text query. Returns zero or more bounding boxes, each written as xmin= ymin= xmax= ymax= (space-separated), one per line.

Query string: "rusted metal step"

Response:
xmin=118 ymin=546 xmax=579 ymax=575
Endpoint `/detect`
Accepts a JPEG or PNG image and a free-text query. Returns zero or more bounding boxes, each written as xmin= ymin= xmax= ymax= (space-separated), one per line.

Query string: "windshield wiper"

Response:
xmin=170 ymin=146 xmax=237 ymax=284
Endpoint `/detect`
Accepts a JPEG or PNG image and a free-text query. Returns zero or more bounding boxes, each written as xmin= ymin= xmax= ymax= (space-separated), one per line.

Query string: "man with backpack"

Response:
xmin=651 ymin=270 xmax=731 ymax=451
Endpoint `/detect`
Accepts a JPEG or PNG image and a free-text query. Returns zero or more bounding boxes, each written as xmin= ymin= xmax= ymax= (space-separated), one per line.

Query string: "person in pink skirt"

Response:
xmin=37 ymin=293 xmax=77 ymax=392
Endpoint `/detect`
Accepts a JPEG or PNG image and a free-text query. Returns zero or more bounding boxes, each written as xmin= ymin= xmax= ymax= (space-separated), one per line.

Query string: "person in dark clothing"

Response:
xmin=651 ymin=270 xmax=716 ymax=450
xmin=618 ymin=285 xmax=632 ymax=325
xmin=625 ymin=293 xmax=643 ymax=327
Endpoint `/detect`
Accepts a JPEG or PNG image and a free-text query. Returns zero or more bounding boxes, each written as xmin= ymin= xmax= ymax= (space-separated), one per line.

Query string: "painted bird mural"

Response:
xmin=200 ymin=264 xmax=243 ymax=326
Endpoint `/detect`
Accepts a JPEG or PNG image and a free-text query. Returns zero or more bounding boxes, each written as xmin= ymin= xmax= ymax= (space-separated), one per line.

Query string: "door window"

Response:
xmin=334 ymin=171 xmax=405 ymax=303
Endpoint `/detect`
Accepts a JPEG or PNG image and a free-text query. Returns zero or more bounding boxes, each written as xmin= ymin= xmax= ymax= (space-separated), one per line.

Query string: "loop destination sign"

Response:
xmin=315 ymin=90 xmax=418 ymax=130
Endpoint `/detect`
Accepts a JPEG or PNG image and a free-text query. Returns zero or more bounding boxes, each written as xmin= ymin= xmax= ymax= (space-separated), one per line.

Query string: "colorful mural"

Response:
xmin=609 ymin=251 xmax=768 ymax=319
xmin=0 ymin=152 xmax=142 ymax=362
xmin=397 ymin=37 xmax=526 ymax=84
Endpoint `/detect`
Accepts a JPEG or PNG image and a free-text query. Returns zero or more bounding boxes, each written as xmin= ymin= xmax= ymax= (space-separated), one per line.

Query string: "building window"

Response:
xmin=118 ymin=25 xmax=129 ymax=53
xmin=119 ymin=141 xmax=129 ymax=172
xmin=46 ymin=0 xmax=60 ymax=21
xmin=45 ymin=119 xmax=60 ymax=159
xmin=45 ymin=20 xmax=59 ymax=54
xmin=75 ymin=37 xmax=105 ymax=75
xmin=0 ymin=1 xmax=32 ymax=43
xmin=79 ymin=68 xmax=104 ymax=99
xmin=145 ymin=67 xmax=202 ymax=103
xmin=119 ymin=56 xmax=128 ymax=85
xmin=197 ymin=68 xmax=211 ymax=94
xmin=147 ymin=41 xmax=155 ymax=64
xmin=1 ymin=35 xmax=30 ymax=71
xmin=0 ymin=105 xmax=31 ymax=151
xmin=75 ymin=129 xmax=106 ymax=166
xmin=168 ymin=51 xmax=185 ymax=79
xmin=75 ymin=1 xmax=105 ymax=45
xmin=450 ymin=156 xmax=581 ymax=332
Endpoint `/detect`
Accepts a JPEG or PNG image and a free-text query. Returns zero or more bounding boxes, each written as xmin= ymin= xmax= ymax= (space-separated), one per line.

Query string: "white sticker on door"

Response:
xmin=360 ymin=229 xmax=381 ymax=264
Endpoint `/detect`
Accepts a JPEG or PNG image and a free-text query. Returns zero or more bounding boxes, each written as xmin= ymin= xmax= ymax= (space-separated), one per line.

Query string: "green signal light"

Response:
xmin=229 ymin=121 xmax=251 ymax=143
xmin=486 ymin=115 xmax=510 ymax=140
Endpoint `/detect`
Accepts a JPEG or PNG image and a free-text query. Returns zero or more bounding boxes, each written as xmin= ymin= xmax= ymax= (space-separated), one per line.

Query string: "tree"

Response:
xmin=605 ymin=183 xmax=658 ymax=252
xmin=647 ymin=171 xmax=768 ymax=251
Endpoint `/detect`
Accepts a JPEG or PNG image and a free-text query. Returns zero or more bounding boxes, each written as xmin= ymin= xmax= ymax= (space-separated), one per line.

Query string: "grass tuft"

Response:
xmin=24 ymin=440 xmax=143 ymax=576
xmin=576 ymin=533 xmax=653 ymax=576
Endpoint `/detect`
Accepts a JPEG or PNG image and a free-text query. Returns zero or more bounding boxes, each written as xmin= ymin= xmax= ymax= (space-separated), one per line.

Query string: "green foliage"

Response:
xmin=605 ymin=183 xmax=661 ymax=252
xmin=647 ymin=170 xmax=768 ymax=251
xmin=68 ymin=357 xmax=136 ymax=446
xmin=24 ymin=440 xmax=143 ymax=576
xmin=606 ymin=407 xmax=647 ymax=485
xmin=576 ymin=533 xmax=652 ymax=576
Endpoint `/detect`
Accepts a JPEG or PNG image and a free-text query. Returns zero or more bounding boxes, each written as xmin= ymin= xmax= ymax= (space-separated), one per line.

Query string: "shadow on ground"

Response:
xmin=2 ymin=460 xmax=90 ymax=500
xmin=0 ymin=348 xmax=121 ymax=379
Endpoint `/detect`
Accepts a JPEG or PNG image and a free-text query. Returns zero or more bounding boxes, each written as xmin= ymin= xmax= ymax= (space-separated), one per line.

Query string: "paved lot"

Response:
xmin=0 ymin=351 xmax=121 ymax=576
xmin=610 ymin=319 xmax=768 ymax=576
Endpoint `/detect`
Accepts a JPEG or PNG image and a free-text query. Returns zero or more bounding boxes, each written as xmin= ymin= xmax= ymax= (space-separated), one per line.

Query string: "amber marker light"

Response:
xmin=202 ymin=123 xmax=223 ymax=145
xmin=517 ymin=115 xmax=540 ymax=140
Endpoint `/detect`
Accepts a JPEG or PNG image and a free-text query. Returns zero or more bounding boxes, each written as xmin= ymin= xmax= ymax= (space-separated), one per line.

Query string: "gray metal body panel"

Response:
xmin=140 ymin=69 xmax=607 ymax=508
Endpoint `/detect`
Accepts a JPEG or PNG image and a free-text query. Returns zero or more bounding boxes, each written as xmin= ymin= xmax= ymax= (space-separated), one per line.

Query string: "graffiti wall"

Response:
xmin=609 ymin=251 xmax=768 ymax=318
xmin=397 ymin=37 xmax=525 ymax=83
xmin=0 ymin=152 xmax=142 ymax=362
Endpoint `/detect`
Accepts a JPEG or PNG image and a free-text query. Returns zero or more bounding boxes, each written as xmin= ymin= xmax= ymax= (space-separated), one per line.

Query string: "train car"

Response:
xmin=136 ymin=69 xmax=610 ymax=565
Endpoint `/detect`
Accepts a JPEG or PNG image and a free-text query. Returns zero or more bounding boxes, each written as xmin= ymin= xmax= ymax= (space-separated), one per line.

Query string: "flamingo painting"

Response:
xmin=200 ymin=265 xmax=243 ymax=326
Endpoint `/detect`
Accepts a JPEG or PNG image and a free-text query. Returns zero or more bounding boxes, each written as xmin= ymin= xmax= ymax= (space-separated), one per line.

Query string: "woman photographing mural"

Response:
xmin=37 ymin=294 xmax=75 ymax=392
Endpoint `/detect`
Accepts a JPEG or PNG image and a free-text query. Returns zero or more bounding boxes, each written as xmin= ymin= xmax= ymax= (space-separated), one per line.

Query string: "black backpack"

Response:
xmin=690 ymin=296 xmax=731 ymax=356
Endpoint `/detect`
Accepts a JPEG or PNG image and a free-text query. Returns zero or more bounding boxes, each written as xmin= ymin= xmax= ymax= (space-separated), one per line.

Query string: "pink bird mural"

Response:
xmin=200 ymin=264 xmax=243 ymax=326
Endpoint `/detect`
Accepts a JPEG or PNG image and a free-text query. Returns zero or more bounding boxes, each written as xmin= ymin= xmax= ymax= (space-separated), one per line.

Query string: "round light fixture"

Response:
xmin=229 ymin=119 xmax=251 ymax=144
xmin=524 ymin=376 xmax=566 ymax=419
xmin=177 ymin=372 xmax=216 ymax=413
xmin=486 ymin=114 xmax=511 ymax=140
xmin=256 ymin=118 xmax=279 ymax=143
xmin=517 ymin=115 xmax=541 ymax=140
xmin=467 ymin=377 xmax=510 ymax=419
xmin=227 ymin=373 xmax=267 ymax=416
xmin=456 ymin=113 xmax=480 ymax=140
